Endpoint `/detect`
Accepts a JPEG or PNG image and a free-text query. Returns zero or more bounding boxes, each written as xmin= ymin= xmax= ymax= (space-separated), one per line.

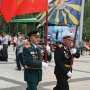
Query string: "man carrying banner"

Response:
xmin=53 ymin=33 xmax=80 ymax=90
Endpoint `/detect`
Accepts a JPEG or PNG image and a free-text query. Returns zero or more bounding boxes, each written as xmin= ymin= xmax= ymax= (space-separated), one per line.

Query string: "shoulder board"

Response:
xmin=58 ymin=44 xmax=63 ymax=48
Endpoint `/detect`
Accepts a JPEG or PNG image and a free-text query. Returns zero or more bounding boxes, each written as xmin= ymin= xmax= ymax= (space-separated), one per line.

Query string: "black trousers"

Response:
xmin=3 ymin=44 xmax=8 ymax=61
xmin=53 ymin=73 xmax=69 ymax=90
xmin=16 ymin=53 xmax=24 ymax=70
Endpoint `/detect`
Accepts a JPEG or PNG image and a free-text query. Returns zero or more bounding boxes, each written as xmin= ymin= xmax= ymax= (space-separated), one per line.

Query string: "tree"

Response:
xmin=84 ymin=0 xmax=90 ymax=40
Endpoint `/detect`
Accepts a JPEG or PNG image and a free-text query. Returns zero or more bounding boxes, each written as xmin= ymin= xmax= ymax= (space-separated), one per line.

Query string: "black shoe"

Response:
xmin=15 ymin=68 xmax=21 ymax=71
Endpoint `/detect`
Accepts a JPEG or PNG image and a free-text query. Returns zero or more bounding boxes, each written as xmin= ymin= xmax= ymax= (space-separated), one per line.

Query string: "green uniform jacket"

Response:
xmin=23 ymin=45 xmax=42 ymax=83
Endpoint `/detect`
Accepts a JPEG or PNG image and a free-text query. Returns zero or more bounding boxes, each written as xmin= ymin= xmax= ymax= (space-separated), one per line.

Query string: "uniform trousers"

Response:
xmin=24 ymin=69 xmax=42 ymax=90
xmin=53 ymin=73 xmax=69 ymax=90
xmin=26 ymin=81 xmax=38 ymax=90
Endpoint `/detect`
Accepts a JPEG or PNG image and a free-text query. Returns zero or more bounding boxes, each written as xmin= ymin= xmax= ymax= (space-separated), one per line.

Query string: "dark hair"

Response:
xmin=28 ymin=31 xmax=38 ymax=37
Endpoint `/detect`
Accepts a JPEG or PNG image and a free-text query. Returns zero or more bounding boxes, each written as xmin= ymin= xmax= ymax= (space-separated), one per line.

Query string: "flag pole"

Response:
xmin=79 ymin=0 xmax=85 ymax=43
xmin=44 ymin=11 xmax=48 ymax=62
xmin=73 ymin=25 xmax=78 ymax=47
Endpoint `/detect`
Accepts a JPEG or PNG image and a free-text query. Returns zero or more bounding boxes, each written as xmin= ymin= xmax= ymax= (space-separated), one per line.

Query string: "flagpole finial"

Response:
xmin=55 ymin=0 xmax=64 ymax=6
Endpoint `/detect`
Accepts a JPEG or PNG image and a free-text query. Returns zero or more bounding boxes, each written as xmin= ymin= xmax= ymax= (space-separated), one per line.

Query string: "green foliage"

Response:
xmin=84 ymin=0 xmax=90 ymax=40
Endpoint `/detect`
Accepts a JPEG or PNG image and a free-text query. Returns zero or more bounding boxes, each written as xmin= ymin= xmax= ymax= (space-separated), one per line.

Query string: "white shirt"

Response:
xmin=2 ymin=35 xmax=9 ymax=45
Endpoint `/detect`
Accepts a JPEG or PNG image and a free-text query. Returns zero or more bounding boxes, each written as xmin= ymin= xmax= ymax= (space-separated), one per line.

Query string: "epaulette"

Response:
xmin=58 ymin=44 xmax=63 ymax=48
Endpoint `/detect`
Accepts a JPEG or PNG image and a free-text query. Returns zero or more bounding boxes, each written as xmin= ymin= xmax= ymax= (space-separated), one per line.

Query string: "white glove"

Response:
xmin=67 ymin=71 xmax=72 ymax=78
xmin=42 ymin=62 xmax=48 ymax=69
xmin=0 ymin=45 xmax=3 ymax=50
xmin=70 ymin=48 xmax=77 ymax=54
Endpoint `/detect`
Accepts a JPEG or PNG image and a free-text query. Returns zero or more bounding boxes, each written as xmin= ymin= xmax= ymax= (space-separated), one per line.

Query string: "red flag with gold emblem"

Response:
xmin=1 ymin=0 xmax=24 ymax=22
xmin=16 ymin=0 xmax=48 ymax=15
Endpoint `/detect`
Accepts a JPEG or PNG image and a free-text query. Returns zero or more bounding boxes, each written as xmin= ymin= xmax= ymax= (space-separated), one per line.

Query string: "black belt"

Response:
xmin=24 ymin=65 xmax=41 ymax=70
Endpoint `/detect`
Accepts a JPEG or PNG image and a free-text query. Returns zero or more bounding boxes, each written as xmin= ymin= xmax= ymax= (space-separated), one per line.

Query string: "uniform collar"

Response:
xmin=32 ymin=43 xmax=37 ymax=48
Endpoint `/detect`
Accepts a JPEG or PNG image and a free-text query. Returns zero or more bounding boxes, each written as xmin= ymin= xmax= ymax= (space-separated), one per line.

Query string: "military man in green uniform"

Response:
xmin=23 ymin=31 xmax=47 ymax=90
xmin=53 ymin=33 xmax=80 ymax=90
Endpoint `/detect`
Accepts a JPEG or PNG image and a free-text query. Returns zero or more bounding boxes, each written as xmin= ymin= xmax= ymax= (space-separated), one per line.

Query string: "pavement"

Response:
xmin=0 ymin=46 xmax=90 ymax=90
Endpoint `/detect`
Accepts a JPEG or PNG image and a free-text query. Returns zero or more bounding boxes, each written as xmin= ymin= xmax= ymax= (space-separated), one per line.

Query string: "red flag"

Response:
xmin=16 ymin=0 xmax=48 ymax=15
xmin=1 ymin=0 xmax=24 ymax=22
xmin=0 ymin=0 xmax=2 ymax=13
